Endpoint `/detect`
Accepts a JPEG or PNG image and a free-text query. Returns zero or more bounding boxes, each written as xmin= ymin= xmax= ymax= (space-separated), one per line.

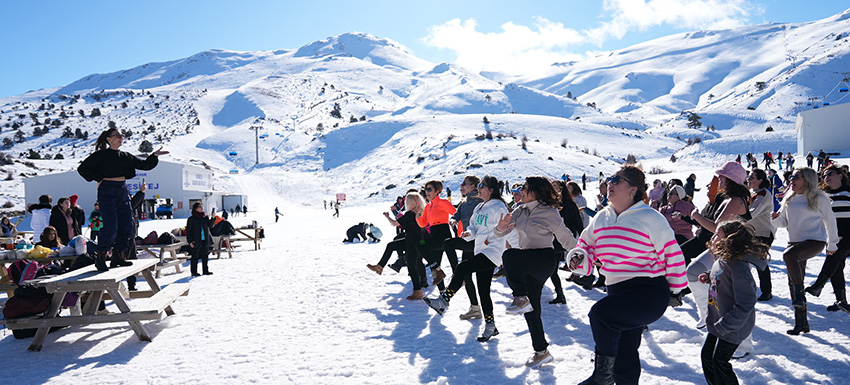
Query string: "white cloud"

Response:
xmin=423 ymin=0 xmax=761 ymax=75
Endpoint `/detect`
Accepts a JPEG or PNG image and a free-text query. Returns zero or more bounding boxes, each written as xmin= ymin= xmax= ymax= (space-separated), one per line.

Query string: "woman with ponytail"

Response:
xmin=78 ymin=127 xmax=168 ymax=271
xmin=424 ymin=176 xmax=515 ymax=343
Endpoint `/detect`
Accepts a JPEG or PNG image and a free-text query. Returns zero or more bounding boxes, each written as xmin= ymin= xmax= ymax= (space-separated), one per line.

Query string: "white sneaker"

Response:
xmin=525 ymin=349 xmax=553 ymax=368
xmin=477 ymin=323 xmax=499 ymax=342
xmin=506 ymin=296 xmax=533 ymax=315
xmin=459 ymin=305 xmax=483 ymax=320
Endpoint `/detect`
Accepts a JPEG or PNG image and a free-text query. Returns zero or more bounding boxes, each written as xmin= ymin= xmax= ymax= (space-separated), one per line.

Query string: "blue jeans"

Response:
xmin=96 ymin=180 xmax=133 ymax=254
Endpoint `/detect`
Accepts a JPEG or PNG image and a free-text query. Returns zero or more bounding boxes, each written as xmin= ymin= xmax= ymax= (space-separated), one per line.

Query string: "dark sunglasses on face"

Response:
xmin=824 ymin=171 xmax=836 ymax=178
xmin=789 ymin=174 xmax=800 ymax=180
xmin=606 ymin=175 xmax=624 ymax=185
xmin=521 ymin=184 xmax=528 ymax=191
xmin=425 ymin=187 xmax=435 ymax=192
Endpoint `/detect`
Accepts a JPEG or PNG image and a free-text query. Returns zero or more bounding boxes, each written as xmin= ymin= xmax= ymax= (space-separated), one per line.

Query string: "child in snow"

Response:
xmin=699 ymin=220 xmax=768 ymax=385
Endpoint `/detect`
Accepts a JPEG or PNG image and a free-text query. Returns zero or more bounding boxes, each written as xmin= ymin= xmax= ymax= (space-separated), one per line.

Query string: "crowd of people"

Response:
xmin=364 ymin=160 xmax=850 ymax=384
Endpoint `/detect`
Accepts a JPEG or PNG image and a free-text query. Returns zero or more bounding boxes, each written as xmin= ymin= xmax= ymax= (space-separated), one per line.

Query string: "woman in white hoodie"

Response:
xmin=27 ymin=194 xmax=52 ymax=242
xmin=424 ymin=176 xmax=514 ymax=342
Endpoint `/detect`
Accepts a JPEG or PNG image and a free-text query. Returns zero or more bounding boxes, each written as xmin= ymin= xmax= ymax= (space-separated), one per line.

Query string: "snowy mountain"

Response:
xmin=515 ymin=9 xmax=850 ymax=136
xmin=2 ymin=10 xmax=850 ymax=210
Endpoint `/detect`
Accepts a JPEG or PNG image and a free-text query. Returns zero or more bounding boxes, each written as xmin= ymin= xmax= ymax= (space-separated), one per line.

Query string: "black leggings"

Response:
xmin=443 ymin=237 xmax=478 ymax=306
xmin=446 ymin=253 xmax=496 ymax=316
xmin=701 ymin=333 xmax=740 ymax=385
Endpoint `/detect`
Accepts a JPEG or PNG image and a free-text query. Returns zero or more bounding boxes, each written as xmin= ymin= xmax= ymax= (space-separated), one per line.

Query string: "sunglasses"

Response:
xmin=425 ymin=187 xmax=435 ymax=192
xmin=477 ymin=183 xmax=486 ymax=189
xmin=824 ymin=171 xmax=836 ymax=178
xmin=789 ymin=174 xmax=800 ymax=180
xmin=521 ymin=184 xmax=528 ymax=191
xmin=606 ymin=175 xmax=626 ymax=185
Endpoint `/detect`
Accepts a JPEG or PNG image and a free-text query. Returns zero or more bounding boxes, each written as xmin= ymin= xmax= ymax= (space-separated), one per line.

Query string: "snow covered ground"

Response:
xmin=2 ymin=187 xmax=849 ymax=384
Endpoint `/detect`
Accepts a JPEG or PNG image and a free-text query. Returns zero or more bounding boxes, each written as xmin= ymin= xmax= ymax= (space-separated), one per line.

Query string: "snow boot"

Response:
xmin=578 ymin=352 xmax=616 ymax=385
xmin=506 ymin=296 xmax=533 ymax=315
xmin=459 ymin=305 xmax=482 ymax=320
xmin=690 ymin=280 xmax=709 ymax=329
xmin=525 ymin=349 xmax=553 ymax=368
xmin=828 ymin=288 xmax=849 ymax=313
xmin=423 ymin=296 xmax=449 ymax=316
xmin=477 ymin=322 xmax=499 ymax=342
xmin=388 ymin=259 xmax=404 ymax=273
xmin=95 ymin=251 xmax=109 ymax=272
xmin=791 ymin=285 xmax=806 ymax=310
xmin=406 ymin=290 xmax=424 ymax=300
xmin=787 ymin=306 xmax=810 ymax=335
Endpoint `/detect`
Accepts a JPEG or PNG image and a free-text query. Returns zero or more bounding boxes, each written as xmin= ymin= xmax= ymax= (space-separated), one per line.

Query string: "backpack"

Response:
xmin=142 ymin=231 xmax=159 ymax=245
xmin=3 ymin=284 xmax=52 ymax=319
xmin=7 ymin=260 xmax=45 ymax=285
xmin=157 ymin=232 xmax=179 ymax=245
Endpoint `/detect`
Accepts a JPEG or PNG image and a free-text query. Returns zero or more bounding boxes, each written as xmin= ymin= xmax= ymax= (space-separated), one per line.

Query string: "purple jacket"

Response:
xmin=660 ymin=200 xmax=696 ymax=239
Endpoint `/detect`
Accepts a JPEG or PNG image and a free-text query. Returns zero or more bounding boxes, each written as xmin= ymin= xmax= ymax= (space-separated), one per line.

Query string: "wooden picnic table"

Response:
xmin=232 ymin=227 xmax=263 ymax=250
xmin=136 ymin=242 xmax=187 ymax=278
xmin=0 ymin=259 xmax=190 ymax=351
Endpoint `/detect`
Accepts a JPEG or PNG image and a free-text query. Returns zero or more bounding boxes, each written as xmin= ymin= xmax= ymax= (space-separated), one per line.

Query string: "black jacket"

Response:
xmin=48 ymin=206 xmax=82 ymax=245
xmin=186 ymin=214 xmax=214 ymax=248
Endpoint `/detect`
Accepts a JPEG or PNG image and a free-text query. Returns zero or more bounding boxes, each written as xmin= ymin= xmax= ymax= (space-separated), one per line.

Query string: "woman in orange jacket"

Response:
xmin=416 ymin=180 xmax=456 ymax=290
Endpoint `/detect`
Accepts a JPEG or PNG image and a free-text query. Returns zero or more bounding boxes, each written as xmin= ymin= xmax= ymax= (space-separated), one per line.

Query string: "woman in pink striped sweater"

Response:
xmin=568 ymin=166 xmax=687 ymax=385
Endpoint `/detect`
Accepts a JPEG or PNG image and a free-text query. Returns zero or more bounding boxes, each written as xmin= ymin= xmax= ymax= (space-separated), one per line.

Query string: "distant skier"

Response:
xmin=235 ymin=204 xmax=241 ymax=217
xmin=275 ymin=207 xmax=281 ymax=223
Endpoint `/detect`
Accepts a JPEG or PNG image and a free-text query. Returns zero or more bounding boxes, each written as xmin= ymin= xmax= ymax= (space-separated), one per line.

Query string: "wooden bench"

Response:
xmin=175 ymin=235 xmax=233 ymax=259
xmin=0 ymin=259 xmax=190 ymax=351
xmin=232 ymin=227 xmax=263 ymax=250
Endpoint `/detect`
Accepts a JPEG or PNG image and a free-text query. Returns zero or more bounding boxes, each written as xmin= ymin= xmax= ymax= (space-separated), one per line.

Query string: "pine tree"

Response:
xmin=138 ymin=140 xmax=154 ymax=153
xmin=687 ymin=112 xmax=702 ymax=129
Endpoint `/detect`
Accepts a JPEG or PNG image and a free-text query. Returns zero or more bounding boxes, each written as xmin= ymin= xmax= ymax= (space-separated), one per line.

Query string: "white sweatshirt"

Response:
xmin=463 ymin=199 xmax=514 ymax=267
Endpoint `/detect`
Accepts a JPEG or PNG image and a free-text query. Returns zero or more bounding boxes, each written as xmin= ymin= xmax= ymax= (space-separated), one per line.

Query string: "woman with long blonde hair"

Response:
xmin=771 ymin=167 xmax=839 ymax=334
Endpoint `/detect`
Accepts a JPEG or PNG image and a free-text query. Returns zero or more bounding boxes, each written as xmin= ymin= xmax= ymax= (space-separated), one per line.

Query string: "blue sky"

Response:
xmin=1 ymin=0 xmax=848 ymax=97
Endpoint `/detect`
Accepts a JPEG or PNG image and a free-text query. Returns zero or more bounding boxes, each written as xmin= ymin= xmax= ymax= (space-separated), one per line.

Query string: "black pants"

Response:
xmin=447 ymin=253 xmax=496 ymax=316
xmin=190 ymin=242 xmax=210 ymax=275
xmin=756 ymin=235 xmax=774 ymax=295
xmin=589 ymin=276 xmax=669 ymax=385
xmin=417 ymin=224 xmax=452 ymax=290
xmin=377 ymin=238 xmax=405 ymax=266
xmin=680 ymin=230 xmax=712 ymax=266
xmin=701 ymin=333 xmax=740 ymax=385
xmin=404 ymin=238 xmax=426 ymax=291
xmin=503 ymin=248 xmax=558 ymax=352
xmin=812 ymin=237 xmax=850 ymax=300
xmin=784 ymin=240 xmax=827 ymax=286
xmin=443 ymin=237 xmax=478 ymax=306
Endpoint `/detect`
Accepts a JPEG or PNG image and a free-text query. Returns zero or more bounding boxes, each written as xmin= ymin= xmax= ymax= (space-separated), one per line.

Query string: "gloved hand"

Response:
xmin=669 ymin=292 xmax=684 ymax=307
xmin=566 ymin=250 xmax=586 ymax=271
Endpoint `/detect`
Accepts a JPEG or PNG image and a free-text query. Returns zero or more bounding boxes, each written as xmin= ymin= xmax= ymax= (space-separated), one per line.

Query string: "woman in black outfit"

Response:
xmin=78 ymin=127 xmax=167 ymax=271
xmin=186 ymin=202 xmax=214 ymax=276
xmin=48 ymin=197 xmax=82 ymax=247
xmin=550 ymin=180 xmax=584 ymax=303
xmin=374 ymin=192 xmax=427 ymax=300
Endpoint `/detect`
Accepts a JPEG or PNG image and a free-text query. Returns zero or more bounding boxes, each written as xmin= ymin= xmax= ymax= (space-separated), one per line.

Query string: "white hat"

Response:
xmin=671 ymin=185 xmax=687 ymax=200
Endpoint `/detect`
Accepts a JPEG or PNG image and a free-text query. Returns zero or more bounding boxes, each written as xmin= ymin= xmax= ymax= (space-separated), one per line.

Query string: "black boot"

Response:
xmin=110 ymin=250 xmax=133 ymax=268
xmin=593 ymin=274 xmax=606 ymax=288
xmin=827 ymin=288 xmax=848 ymax=312
xmin=805 ymin=279 xmax=826 ymax=297
xmin=787 ymin=307 xmax=810 ymax=335
xmin=572 ymin=274 xmax=595 ymax=290
xmin=95 ymin=251 xmax=109 ymax=272
xmin=791 ymin=285 xmax=806 ymax=310
xmin=578 ymin=352 xmax=615 ymax=385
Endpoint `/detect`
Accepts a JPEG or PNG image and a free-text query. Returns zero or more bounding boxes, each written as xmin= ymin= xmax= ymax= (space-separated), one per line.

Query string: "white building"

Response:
xmin=24 ymin=160 xmax=243 ymax=228
xmin=795 ymin=102 xmax=850 ymax=155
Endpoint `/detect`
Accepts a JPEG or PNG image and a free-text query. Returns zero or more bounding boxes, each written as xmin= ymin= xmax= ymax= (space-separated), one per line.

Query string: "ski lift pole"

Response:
xmin=250 ymin=122 xmax=259 ymax=165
